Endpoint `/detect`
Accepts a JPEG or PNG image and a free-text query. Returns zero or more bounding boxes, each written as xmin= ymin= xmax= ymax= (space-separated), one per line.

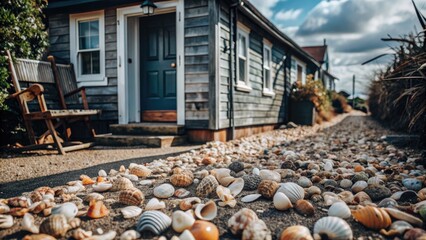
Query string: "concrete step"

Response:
xmin=110 ymin=123 xmax=185 ymax=136
xmin=95 ymin=134 xmax=187 ymax=148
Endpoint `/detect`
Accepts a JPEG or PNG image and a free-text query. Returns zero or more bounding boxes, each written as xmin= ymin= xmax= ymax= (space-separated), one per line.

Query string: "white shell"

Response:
xmin=136 ymin=210 xmax=172 ymax=235
xmin=313 ymin=216 xmax=353 ymax=240
xmin=322 ymin=192 xmax=340 ymax=206
xmin=88 ymin=231 xmax=117 ymax=240
xmin=145 ymin=198 xmax=166 ymax=211
xmin=194 ymin=200 xmax=217 ymax=221
xmin=0 ymin=214 xmax=14 ymax=229
xmin=339 ymin=179 xmax=353 ymax=188
xmin=139 ymin=180 xmax=154 ymax=186
xmin=121 ymin=206 xmax=143 ymax=219
xmin=66 ymin=182 xmax=85 ymax=194
xmin=98 ymin=170 xmax=107 ymax=177
xmin=216 ymin=186 xmax=237 ymax=208
xmin=259 ymin=170 xmax=281 ymax=182
xmin=241 ymin=194 xmax=262 ymax=203
xmin=277 ymin=182 xmax=305 ymax=203
xmin=297 ymin=176 xmax=313 ymax=188
xmin=122 ymin=174 xmax=138 ymax=181
xmin=351 ymin=181 xmax=368 ymax=193
xmin=180 ymin=229 xmax=196 ymax=240
xmin=92 ymin=183 xmax=113 ymax=192
xmin=273 ymin=192 xmax=293 ymax=211
xmin=120 ymin=230 xmax=141 ymax=240
xmin=51 ymin=202 xmax=78 ymax=221
xmin=307 ymin=186 xmax=322 ymax=196
xmin=172 ymin=210 xmax=195 ymax=233
xmin=228 ymin=178 xmax=244 ymax=196
xmin=21 ymin=213 xmax=39 ymax=233
xmin=252 ymin=168 xmax=260 ymax=175
xmin=84 ymin=193 xmax=105 ymax=203
xmin=153 ymin=183 xmax=175 ymax=199
xmin=323 ymin=161 xmax=333 ymax=171
xmin=384 ymin=208 xmax=423 ymax=227
xmin=211 ymin=168 xmax=231 ymax=180
xmin=328 ymin=202 xmax=351 ymax=219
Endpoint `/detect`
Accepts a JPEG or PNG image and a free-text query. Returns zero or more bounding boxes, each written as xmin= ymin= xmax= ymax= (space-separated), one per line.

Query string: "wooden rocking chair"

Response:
xmin=6 ymin=50 xmax=101 ymax=154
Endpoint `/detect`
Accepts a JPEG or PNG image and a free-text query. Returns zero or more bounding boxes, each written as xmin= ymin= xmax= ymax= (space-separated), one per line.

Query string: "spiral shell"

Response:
xmin=313 ymin=216 xmax=353 ymax=240
xmin=136 ymin=210 xmax=172 ymax=235
xmin=119 ymin=188 xmax=145 ymax=206
xmin=170 ymin=173 xmax=193 ymax=187
xmin=39 ymin=214 xmax=70 ymax=237
xmin=196 ymin=175 xmax=219 ymax=198
xmin=129 ymin=164 xmax=152 ymax=178
xmin=258 ymin=180 xmax=279 ymax=199
xmin=280 ymin=225 xmax=313 ymax=240
xmin=242 ymin=174 xmax=262 ymax=191
xmin=228 ymin=208 xmax=258 ymax=235
xmin=351 ymin=206 xmax=391 ymax=230
xmin=111 ymin=177 xmax=134 ymax=192
xmin=277 ymin=182 xmax=305 ymax=203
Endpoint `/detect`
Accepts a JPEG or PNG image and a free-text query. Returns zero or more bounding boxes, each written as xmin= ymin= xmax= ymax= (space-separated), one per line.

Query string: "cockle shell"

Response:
xmin=22 ymin=234 xmax=56 ymax=240
xmin=216 ymin=186 xmax=237 ymax=207
xmin=328 ymin=201 xmax=351 ymax=219
xmin=384 ymin=207 xmax=423 ymax=227
xmin=180 ymin=197 xmax=201 ymax=211
xmin=87 ymin=200 xmax=109 ymax=219
xmin=51 ymin=202 xmax=78 ymax=221
xmin=0 ymin=214 xmax=14 ymax=229
xmin=351 ymin=206 xmax=391 ymax=230
xmin=154 ymin=183 xmax=175 ymax=199
xmin=194 ymin=200 xmax=217 ymax=221
xmin=39 ymin=214 xmax=70 ymax=237
xmin=242 ymin=174 xmax=262 ymax=190
xmin=72 ymin=228 xmax=93 ymax=240
xmin=145 ymin=198 xmax=166 ymax=210
xmin=136 ymin=210 xmax=172 ymax=235
xmin=295 ymin=199 xmax=315 ymax=216
xmin=190 ymin=220 xmax=219 ymax=240
xmin=121 ymin=206 xmax=142 ymax=219
xmin=280 ymin=225 xmax=313 ymax=240
xmin=119 ymin=188 xmax=144 ymax=206
xmin=84 ymin=193 xmax=105 ymax=203
xmin=351 ymin=181 xmax=368 ymax=193
xmin=129 ymin=163 xmax=152 ymax=177
xmin=273 ymin=192 xmax=293 ymax=211
xmin=258 ymin=180 xmax=279 ymax=199
xmin=313 ymin=216 xmax=353 ymax=240
xmin=241 ymin=194 xmax=262 ymax=203
xmin=259 ymin=170 xmax=281 ymax=182
xmin=196 ymin=175 xmax=219 ymax=198
xmin=228 ymin=178 xmax=244 ymax=196
xmin=277 ymin=182 xmax=305 ymax=203
xmin=228 ymin=208 xmax=258 ymax=235
xmin=22 ymin=213 xmax=39 ymax=233
xmin=120 ymin=230 xmax=141 ymax=240
xmin=174 ymin=188 xmax=191 ymax=198
xmin=171 ymin=173 xmax=194 ymax=187
xmin=172 ymin=210 xmax=196 ymax=233
xmin=111 ymin=177 xmax=134 ymax=192
xmin=92 ymin=182 xmax=112 ymax=192
xmin=379 ymin=220 xmax=413 ymax=237
xmin=241 ymin=219 xmax=271 ymax=240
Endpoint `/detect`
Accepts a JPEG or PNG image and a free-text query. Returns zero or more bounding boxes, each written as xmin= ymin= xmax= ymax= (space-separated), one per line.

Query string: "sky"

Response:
xmin=248 ymin=0 xmax=426 ymax=97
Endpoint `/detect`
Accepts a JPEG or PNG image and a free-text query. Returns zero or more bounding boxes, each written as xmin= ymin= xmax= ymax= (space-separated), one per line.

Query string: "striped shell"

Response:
xmin=39 ymin=214 xmax=70 ymax=238
xmin=111 ymin=177 xmax=134 ymax=192
xmin=129 ymin=164 xmax=152 ymax=178
xmin=170 ymin=173 xmax=193 ymax=187
xmin=119 ymin=188 xmax=145 ymax=206
xmin=277 ymin=182 xmax=305 ymax=203
xmin=136 ymin=210 xmax=172 ymax=235
xmin=196 ymin=175 xmax=219 ymax=198
xmin=258 ymin=180 xmax=279 ymax=199
xmin=313 ymin=217 xmax=353 ymax=240
xmin=351 ymin=206 xmax=391 ymax=230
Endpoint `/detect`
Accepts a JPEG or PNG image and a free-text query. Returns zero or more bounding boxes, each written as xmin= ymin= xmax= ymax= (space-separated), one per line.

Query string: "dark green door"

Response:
xmin=140 ymin=13 xmax=177 ymax=113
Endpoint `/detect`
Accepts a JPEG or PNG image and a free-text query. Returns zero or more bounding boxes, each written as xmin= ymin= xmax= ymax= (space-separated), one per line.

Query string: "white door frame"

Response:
xmin=117 ymin=0 xmax=185 ymax=125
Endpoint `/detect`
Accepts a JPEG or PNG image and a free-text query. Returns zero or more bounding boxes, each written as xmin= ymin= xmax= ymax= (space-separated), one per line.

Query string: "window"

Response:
xmin=70 ymin=11 xmax=106 ymax=86
xmin=291 ymin=57 xmax=306 ymax=85
xmin=263 ymin=42 xmax=274 ymax=96
xmin=236 ymin=23 xmax=251 ymax=92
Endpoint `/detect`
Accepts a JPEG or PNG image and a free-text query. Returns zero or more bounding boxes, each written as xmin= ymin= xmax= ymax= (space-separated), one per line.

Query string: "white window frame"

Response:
xmin=291 ymin=56 xmax=306 ymax=85
xmin=262 ymin=40 xmax=274 ymax=97
xmin=235 ymin=23 xmax=251 ymax=92
xmin=70 ymin=10 xmax=107 ymax=86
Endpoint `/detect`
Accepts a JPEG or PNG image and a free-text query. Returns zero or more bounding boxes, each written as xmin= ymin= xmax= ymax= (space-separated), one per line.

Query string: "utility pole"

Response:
xmin=352 ymin=74 xmax=355 ymax=108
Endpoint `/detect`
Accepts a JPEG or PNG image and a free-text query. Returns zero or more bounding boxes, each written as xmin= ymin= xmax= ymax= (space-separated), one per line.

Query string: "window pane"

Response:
xmin=79 ymin=22 xmax=89 ymax=37
xmin=90 ymin=21 xmax=99 ymax=35
xmin=239 ymin=34 xmax=246 ymax=57
xmin=91 ymin=51 xmax=100 ymax=74
xmin=79 ymin=20 xmax=99 ymax=50
xmin=90 ymin=36 xmax=99 ymax=48
xmin=264 ymin=49 xmax=270 ymax=66
xmin=81 ymin=52 xmax=92 ymax=75
xmin=239 ymin=58 xmax=246 ymax=81
xmin=79 ymin=36 xmax=90 ymax=49
xmin=265 ymin=69 xmax=271 ymax=89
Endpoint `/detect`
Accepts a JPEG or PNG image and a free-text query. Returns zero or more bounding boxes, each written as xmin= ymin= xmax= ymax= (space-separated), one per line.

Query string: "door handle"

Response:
xmin=171 ymin=62 xmax=176 ymax=68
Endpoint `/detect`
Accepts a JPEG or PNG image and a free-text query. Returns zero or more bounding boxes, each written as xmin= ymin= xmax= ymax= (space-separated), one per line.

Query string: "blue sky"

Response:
xmin=249 ymin=0 xmax=426 ymax=97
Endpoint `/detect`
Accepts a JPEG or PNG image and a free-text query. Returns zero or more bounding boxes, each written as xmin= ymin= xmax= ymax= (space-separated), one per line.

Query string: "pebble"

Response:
xmin=363 ymin=185 xmax=392 ymax=201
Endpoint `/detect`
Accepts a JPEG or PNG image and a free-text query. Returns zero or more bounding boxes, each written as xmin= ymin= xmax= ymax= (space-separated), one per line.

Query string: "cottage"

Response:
xmin=45 ymin=0 xmax=331 ymax=145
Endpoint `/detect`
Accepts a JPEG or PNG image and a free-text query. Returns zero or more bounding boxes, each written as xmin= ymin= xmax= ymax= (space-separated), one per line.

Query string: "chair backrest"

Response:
xmin=48 ymin=56 xmax=80 ymax=105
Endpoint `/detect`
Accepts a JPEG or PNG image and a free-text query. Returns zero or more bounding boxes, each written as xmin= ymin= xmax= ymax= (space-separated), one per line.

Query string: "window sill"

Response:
xmin=77 ymin=76 xmax=108 ymax=87
xmin=235 ymin=82 xmax=252 ymax=92
xmin=262 ymin=89 xmax=275 ymax=97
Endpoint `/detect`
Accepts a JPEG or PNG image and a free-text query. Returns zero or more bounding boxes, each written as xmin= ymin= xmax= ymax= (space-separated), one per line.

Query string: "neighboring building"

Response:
xmin=44 ymin=0 xmax=328 ymax=143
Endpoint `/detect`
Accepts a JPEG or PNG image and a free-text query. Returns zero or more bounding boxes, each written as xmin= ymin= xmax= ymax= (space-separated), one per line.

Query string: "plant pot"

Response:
xmin=289 ymin=100 xmax=316 ymax=126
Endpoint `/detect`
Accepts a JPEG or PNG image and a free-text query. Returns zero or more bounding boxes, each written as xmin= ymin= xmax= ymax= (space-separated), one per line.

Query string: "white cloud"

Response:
xmin=275 ymin=8 xmax=303 ymax=21
xmin=248 ymin=0 xmax=282 ymax=18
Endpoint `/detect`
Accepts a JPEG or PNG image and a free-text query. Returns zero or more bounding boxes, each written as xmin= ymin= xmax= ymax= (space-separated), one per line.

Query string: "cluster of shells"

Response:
xmin=1 ymin=124 xmax=426 ymax=239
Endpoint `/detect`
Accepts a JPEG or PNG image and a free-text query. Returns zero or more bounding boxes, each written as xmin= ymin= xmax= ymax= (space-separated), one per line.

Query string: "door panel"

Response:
xmin=164 ymin=70 xmax=176 ymax=98
xmin=147 ymin=71 xmax=160 ymax=98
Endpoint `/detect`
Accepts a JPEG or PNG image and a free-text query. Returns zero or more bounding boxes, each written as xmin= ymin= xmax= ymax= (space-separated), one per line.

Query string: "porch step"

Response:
xmin=95 ymin=135 xmax=187 ymax=148
xmin=110 ymin=123 xmax=185 ymax=136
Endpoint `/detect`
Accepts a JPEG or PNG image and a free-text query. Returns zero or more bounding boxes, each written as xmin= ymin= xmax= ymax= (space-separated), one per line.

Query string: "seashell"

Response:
xmin=367 ymin=176 xmax=384 ymax=185
xmin=196 ymin=175 xmax=219 ymax=198
xmin=0 ymin=203 xmax=10 ymax=214
xmin=280 ymin=225 xmax=313 ymax=240
xmin=313 ymin=216 xmax=353 ymax=240
xmin=66 ymin=182 xmax=85 ymax=194
xmin=216 ymin=186 xmax=237 ymax=207
xmin=180 ymin=197 xmax=201 ymax=211
xmin=29 ymin=200 xmax=54 ymax=214
xmin=277 ymin=182 xmax=305 ymax=203
xmin=119 ymin=165 xmax=126 ymax=172
xmin=39 ymin=214 xmax=69 ymax=237
xmin=323 ymin=161 xmax=333 ymax=171
xmin=258 ymin=180 xmax=279 ymax=199
xmin=85 ymin=230 xmax=117 ymax=240
xmin=10 ymin=207 xmax=29 ymax=217
xmin=297 ymin=176 xmax=313 ymax=188
xmin=353 ymin=191 xmax=372 ymax=205
xmin=211 ymin=168 xmax=231 ymax=179
xmin=252 ymin=168 xmax=260 ymax=175
xmin=403 ymin=228 xmax=426 ymax=240
xmin=384 ymin=207 xmax=423 ymax=227
xmin=8 ymin=196 xmax=31 ymax=208
xmin=190 ymin=220 xmax=219 ymax=240
xmin=273 ymin=192 xmax=293 ymax=211
xmin=121 ymin=206 xmax=142 ymax=219
xmin=228 ymin=178 xmax=244 ymax=196
xmin=418 ymin=205 xmax=426 ymax=221
xmin=84 ymin=193 xmax=105 ymax=203
xmin=0 ymin=214 xmax=14 ymax=229
xmin=51 ymin=202 xmax=78 ymax=221
xmin=228 ymin=208 xmax=258 ymax=235
xmin=242 ymin=174 xmax=262 ymax=191
xmin=194 ymin=200 xmax=217 ymax=220
xmin=72 ymin=228 xmax=93 ymax=240
xmin=378 ymin=198 xmax=398 ymax=208
xmin=218 ymin=176 xmax=236 ymax=187
xmin=172 ymin=210 xmax=196 ymax=233
xmin=98 ymin=169 xmax=107 ymax=177
xmin=241 ymin=219 xmax=271 ymax=240
xmin=136 ymin=210 xmax=172 ymax=235
xmin=154 ymin=183 xmax=175 ymax=199
xmin=402 ymin=178 xmax=423 ymax=191
xmin=122 ymin=173 xmax=138 ymax=181
xmin=328 ymin=202 xmax=351 ymax=219
xmin=68 ymin=218 xmax=81 ymax=229
xmin=92 ymin=182 xmax=112 ymax=192
xmin=307 ymin=186 xmax=321 ymax=196
xmin=180 ymin=229 xmax=196 ymax=240
xmin=351 ymin=181 xmax=368 ymax=193
xmin=295 ymin=199 xmax=315 ymax=216
xmin=175 ymin=188 xmax=191 ymax=198
xmin=241 ymin=194 xmax=262 ymax=203
xmin=111 ymin=177 xmax=134 ymax=192
xmin=170 ymin=173 xmax=193 ymax=187
xmin=145 ymin=198 xmax=166 ymax=210
xmin=337 ymin=191 xmax=354 ymax=204
xmin=194 ymin=170 xmax=209 ymax=179
xmin=139 ymin=179 xmax=154 ymax=186
xmin=30 ymin=187 xmax=54 ymax=203
xmin=228 ymin=161 xmax=245 ymax=173
xmin=399 ymin=190 xmax=419 ymax=204
xmin=87 ymin=200 xmax=109 ymax=219
xmin=379 ymin=220 xmax=413 ymax=237
xmin=259 ymin=170 xmax=281 ymax=182
xmin=419 ymin=188 xmax=426 ymax=201
xmin=339 ymin=179 xmax=353 ymax=189
xmin=129 ymin=164 xmax=152 ymax=177
xmin=22 ymin=234 xmax=56 ymax=240
xmin=351 ymin=206 xmax=391 ymax=230
xmin=119 ymin=188 xmax=144 ymax=206
xmin=80 ymin=175 xmax=95 ymax=185
xmin=22 ymin=213 xmax=39 ymax=233
xmin=120 ymin=230 xmax=141 ymax=240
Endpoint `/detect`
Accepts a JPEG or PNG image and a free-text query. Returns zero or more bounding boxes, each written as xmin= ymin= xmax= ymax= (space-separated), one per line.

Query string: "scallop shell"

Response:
xmin=172 ymin=210 xmax=196 ymax=233
xmin=87 ymin=200 xmax=109 ymax=219
xmin=174 ymin=188 xmax=191 ymax=198
xmin=379 ymin=220 xmax=413 ymax=237
xmin=313 ymin=216 xmax=353 ymax=240
xmin=0 ymin=214 xmax=14 ymax=229
xmin=258 ymin=180 xmax=279 ymax=199
xmin=84 ymin=193 xmax=105 ymax=203
xmin=194 ymin=200 xmax=217 ymax=221
xmin=145 ymin=198 xmax=166 ymax=211
xmin=280 ymin=225 xmax=313 ymax=240
xmin=92 ymin=182 xmax=113 ymax=192
xmin=196 ymin=175 xmax=219 ymax=198
xmin=259 ymin=170 xmax=281 ymax=182
xmin=351 ymin=206 xmax=391 ymax=230
xmin=216 ymin=186 xmax=237 ymax=208
xmin=136 ymin=210 xmax=172 ymax=235
xmin=328 ymin=202 xmax=351 ymax=219
xmin=273 ymin=192 xmax=293 ymax=211
xmin=241 ymin=194 xmax=262 ymax=203
xmin=39 ymin=214 xmax=70 ymax=237
xmin=351 ymin=181 xmax=368 ymax=193
xmin=228 ymin=208 xmax=258 ymax=235
xmin=295 ymin=199 xmax=315 ymax=216
xmin=228 ymin=178 xmax=244 ymax=197
xmin=121 ymin=206 xmax=142 ymax=219
xmin=180 ymin=197 xmax=202 ymax=211
xmin=242 ymin=174 xmax=262 ymax=191
xmin=154 ymin=183 xmax=175 ymax=199
xmin=72 ymin=228 xmax=93 ymax=240
xmin=111 ymin=177 xmax=134 ymax=192
xmin=51 ymin=202 xmax=78 ymax=221
xmin=277 ymin=182 xmax=305 ymax=203
xmin=384 ymin=207 xmax=423 ymax=227
xmin=129 ymin=164 xmax=152 ymax=178
xmin=241 ymin=219 xmax=271 ymax=240
xmin=170 ymin=173 xmax=193 ymax=187
xmin=119 ymin=188 xmax=145 ymax=206
xmin=120 ymin=230 xmax=141 ymax=240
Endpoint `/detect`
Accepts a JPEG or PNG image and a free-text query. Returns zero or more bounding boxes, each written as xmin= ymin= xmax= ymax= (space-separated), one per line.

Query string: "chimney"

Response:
xmin=323 ymin=38 xmax=327 ymax=46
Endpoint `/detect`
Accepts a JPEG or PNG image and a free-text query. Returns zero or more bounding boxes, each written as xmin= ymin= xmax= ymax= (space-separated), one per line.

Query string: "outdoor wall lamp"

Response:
xmin=141 ymin=0 xmax=157 ymax=16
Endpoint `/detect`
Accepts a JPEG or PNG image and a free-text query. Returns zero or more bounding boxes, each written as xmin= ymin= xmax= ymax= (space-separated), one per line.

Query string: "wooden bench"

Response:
xmin=6 ymin=50 xmax=101 ymax=154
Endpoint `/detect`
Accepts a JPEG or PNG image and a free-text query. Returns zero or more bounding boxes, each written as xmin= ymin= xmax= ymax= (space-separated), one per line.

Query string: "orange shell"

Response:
xmin=171 ymin=173 xmax=193 ymax=187
xmin=119 ymin=188 xmax=144 ymax=206
xmin=351 ymin=206 xmax=391 ymax=230
xmin=354 ymin=165 xmax=364 ymax=172
xmin=280 ymin=225 xmax=313 ymax=240
xmin=80 ymin=175 xmax=95 ymax=185
xmin=87 ymin=200 xmax=109 ymax=219
xmin=96 ymin=176 xmax=105 ymax=183
xmin=257 ymin=180 xmax=279 ymax=199
xmin=295 ymin=200 xmax=315 ymax=216
xmin=189 ymin=220 xmax=219 ymax=240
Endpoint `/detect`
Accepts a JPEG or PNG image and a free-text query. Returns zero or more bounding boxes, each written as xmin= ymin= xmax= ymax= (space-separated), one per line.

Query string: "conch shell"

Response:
xmin=351 ymin=206 xmax=391 ymax=230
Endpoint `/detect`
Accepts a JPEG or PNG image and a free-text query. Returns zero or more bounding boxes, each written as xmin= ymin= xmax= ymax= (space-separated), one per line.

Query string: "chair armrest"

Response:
xmin=64 ymin=86 xmax=86 ymax=98
xmin=64 ymin=86 xmax=89 ymax=110
xmin=8 ymin=84 xmax=44 ymax=101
